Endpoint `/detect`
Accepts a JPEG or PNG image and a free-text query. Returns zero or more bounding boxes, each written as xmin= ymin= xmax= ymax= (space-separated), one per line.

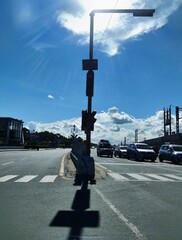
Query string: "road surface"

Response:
xmin=0 ymin=148 xmax=182 ymax=239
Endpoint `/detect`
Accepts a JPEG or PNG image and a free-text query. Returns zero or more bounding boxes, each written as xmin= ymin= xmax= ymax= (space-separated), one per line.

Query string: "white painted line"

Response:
xmin=39 ymin=175 xmax=57 ymax=183
xmin=145 ymin=174 xmax=174 ymax=181
xmin=162 ymin=174 xmax=182 ymax=181
xmin=15 ymin=175 xmax=38 ymax=182
xmin=0 ymin=175 xmax=18 ymax=182
xmin=127 ymin=173 xmax=152 ymax=181
xmin=2 ymin=161 xmax=14 ymax=166
xmin=94 ymin=186 xmax=147 ymax=240
xmin=98 ymin=162 xmax=143 ymax=166
xmin=108 ymin=172 xmax=129 ymax=181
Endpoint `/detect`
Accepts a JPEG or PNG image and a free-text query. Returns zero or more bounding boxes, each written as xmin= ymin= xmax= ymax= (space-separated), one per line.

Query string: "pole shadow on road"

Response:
xmin=49 ymin=188 xmax=100 ymax=240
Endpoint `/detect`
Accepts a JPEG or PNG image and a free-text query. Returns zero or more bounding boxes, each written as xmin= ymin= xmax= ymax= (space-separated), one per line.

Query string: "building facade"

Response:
xmin=0 ymin=117 xmax=24 ymax=145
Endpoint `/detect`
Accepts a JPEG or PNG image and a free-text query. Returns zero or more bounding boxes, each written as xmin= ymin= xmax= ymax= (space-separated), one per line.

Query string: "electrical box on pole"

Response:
xmin=86 ymin=70 xmax=94 ymax=97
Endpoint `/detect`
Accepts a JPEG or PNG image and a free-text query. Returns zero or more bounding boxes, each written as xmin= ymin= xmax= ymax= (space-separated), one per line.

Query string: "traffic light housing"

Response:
xmin=89 ymin=111 xmax=97 ymax=131
xmin=86 ymin=70 xmax=94 ymax=97
xmin=81 ymin=110 xmax=88 ymax=132
xmin=81 ymin=110 xmax=97 ymax=132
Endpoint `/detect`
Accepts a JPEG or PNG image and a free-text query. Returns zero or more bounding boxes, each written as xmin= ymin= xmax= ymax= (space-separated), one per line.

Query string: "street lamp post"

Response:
xmin=83 ymin=8 xmax=155 ymax=156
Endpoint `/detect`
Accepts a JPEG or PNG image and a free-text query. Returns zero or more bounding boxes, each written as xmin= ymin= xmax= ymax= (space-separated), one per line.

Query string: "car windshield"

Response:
xmin=173 ymin=146 xmax=182 ymax=151
xmin=99 ymin=144 xmax=112 ymax=148
xmin=136 ymin=144 xmax=151 ymax=150
xmin=120 ymin=146 xmax=127 ymax=150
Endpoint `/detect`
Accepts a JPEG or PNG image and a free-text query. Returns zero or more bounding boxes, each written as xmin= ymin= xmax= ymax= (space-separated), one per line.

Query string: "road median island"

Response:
xmin=63 ymin=152 xmax=108 ymax=180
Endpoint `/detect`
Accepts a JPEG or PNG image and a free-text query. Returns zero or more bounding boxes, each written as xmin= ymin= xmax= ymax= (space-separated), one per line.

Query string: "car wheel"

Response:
xmin=172 ymin=157 xmax=178 ymax=164
xmin=159 ymin=156 xmax=163 ymax=162
xmin=135 ymin=155 xmax=139 ymax=161
xmin=151 ymin=159 xmax=155 ymax=162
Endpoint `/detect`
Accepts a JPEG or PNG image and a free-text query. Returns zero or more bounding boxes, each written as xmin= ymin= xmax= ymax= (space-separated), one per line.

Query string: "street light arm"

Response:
xmin=90 ymin=9 xmax=155 ymax=17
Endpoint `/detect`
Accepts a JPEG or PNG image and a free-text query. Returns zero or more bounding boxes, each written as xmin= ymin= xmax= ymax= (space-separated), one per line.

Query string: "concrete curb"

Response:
xmin=60 ymin=152 xmax=108 ymax=180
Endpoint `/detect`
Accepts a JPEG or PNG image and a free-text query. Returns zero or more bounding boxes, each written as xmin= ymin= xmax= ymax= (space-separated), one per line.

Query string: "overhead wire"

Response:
xmin=94 ymin=0 xmax=119 ymax=56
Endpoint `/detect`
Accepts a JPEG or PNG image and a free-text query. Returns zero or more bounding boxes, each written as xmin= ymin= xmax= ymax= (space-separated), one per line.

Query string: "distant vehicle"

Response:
xmin=114 ymin=145 xmax=127 ymax=158
xmin=24 ymin=143 xmax=39 ymax=151
xmin=99 ymin=139 xmax=110 ymax=144
xmin=159 ymin=144 xmax=182 ymax=164
xmin=97 ymin=140 xmax=113 ymax=157
xmin=127 ymin=143 xmax=157 ymax=162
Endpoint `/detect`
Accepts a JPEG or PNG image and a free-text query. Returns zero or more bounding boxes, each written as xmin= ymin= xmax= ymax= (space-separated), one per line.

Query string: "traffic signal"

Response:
xmin=89 ymin=111 xmax=97 ymax=131
xmin=86 ymin=70 xmax=94 ymax=97
xmin=81 ymin=110 xmax=88 ymax=131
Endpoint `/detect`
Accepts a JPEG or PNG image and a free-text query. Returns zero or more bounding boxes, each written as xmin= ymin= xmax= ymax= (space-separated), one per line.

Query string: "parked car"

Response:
xmin=97 ymin=140 xmax=113 ymax=157
xmin=158 ymin=144 xmax=182 ymax=164
xmin=127 ymin=143 xmax=157 ymax=162
xmin=114 ymin=145 xmax=127 ymax=158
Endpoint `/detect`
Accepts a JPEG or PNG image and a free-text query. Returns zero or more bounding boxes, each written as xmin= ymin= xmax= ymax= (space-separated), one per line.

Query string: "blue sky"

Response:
xmin=0 ymin=0 xmax=182 ymax=142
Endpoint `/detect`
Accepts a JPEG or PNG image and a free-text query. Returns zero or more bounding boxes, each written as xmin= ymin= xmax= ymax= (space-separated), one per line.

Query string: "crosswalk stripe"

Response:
xmin=0 ymin=175 xmax=18 ymax=182
xmin=39 ymin=175 xmax=58 ymax=183
xmin=145 ymin=174 xmax=174 ymax=181
xmin=127 ymin=173 xmax=152 ymax=181
xmin=108 ymin=173 xmax=182 ymax=182
xmin=15 ymin=175 xmax=38 ymax=182
xmin=162 ymin=174 xmax=182 ymax=181
xmin=108 ymin=172 xmax=129 ymax=181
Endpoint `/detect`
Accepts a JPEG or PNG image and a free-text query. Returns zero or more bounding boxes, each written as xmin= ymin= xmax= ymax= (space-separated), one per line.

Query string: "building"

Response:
xmin=0 ymin=117 xmax=24 ymax=145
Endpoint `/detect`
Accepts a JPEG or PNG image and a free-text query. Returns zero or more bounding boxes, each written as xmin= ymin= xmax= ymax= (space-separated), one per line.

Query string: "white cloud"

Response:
xmin=48 ymin=94 xmax=54 ymax=99
xmin=32 ymin=42 xmax=55 ymax=52
xmin=25 ymin=106 xmax=182 ymax=145
xmin=57 ymin=0 xmax=182 ymax=56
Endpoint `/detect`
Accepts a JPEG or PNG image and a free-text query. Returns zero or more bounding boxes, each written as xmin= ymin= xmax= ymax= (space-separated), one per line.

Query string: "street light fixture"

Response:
xmin=83 ymin=8 xmax=155 ymax=156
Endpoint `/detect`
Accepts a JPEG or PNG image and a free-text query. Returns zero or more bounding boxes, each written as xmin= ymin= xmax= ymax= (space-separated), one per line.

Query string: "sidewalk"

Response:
xmin=0 ymin=146 xmax=26 ymax=152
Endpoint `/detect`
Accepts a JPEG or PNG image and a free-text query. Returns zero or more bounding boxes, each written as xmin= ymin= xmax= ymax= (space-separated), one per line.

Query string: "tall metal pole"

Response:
xmin=85 ymin=13 xmax=95 ymax=156
xmin=85 ymin=9 xmax=155 ymax=156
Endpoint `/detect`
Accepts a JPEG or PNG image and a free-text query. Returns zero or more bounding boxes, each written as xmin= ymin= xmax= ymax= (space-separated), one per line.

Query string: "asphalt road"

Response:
xmin=0 ymin=148 xmax=182 ymax=240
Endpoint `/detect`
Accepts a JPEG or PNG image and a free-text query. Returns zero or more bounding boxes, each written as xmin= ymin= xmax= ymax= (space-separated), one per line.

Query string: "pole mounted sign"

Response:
xmin=82 ymin=59 xmax=98 ymax=71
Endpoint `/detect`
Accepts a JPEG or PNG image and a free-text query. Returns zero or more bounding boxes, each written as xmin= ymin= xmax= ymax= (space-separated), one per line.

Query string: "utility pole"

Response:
xmin=82 ymin=9 xmax=155 ymax=156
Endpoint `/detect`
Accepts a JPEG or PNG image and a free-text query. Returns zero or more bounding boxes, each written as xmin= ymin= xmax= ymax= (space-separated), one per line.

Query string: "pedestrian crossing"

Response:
xmin=108 ymin=173 xmax=182 ymax=182
xmin=0 ymin=175 xmax=59 ymax=183
xmin=1 ymin=173 xmax=182 ymax=183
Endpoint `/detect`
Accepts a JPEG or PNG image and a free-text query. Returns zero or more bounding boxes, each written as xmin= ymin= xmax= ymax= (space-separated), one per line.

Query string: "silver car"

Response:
xmin=159 ymin=144 xmax=182 ymax=164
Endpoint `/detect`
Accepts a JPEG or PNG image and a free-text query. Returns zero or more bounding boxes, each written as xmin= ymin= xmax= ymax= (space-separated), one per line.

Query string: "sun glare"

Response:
xmin=77 ymin=0 xmax=134 ymax=33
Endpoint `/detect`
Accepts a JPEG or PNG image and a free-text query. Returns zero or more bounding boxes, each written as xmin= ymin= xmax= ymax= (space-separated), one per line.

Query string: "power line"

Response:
xmin=94 ymin=0 xmax=119 ymax=56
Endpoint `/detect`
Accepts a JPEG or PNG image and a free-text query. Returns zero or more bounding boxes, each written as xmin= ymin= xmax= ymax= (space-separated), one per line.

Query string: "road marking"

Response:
xmin=127 ymin=173 xmax=152 ymax=181
xmin=97 ymin=162 xmax=149 ymax=166
xmin=108 ymin=172 xmax=129 ymax=181
xmin=94 ymin=186 xmax=147 ymax=240
xmin=162 ymin=174 xmax=182 ymax=181
xmin=109 ymin=173 xmax=182 ymax=182
xmin=2 ymin=161 xmax=14 ymax=166
xmin=40 ymin=175 xmax=57 ymax=182
xmin=59 ymin=153 xmax=67 ymax=177
xmin=0 ymin=175 xmax=18 ymax=182
xmin=145 ymin=174 xmax=174 ymax=181
xmin=15 ymin=175 xmax=38 ymax=182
